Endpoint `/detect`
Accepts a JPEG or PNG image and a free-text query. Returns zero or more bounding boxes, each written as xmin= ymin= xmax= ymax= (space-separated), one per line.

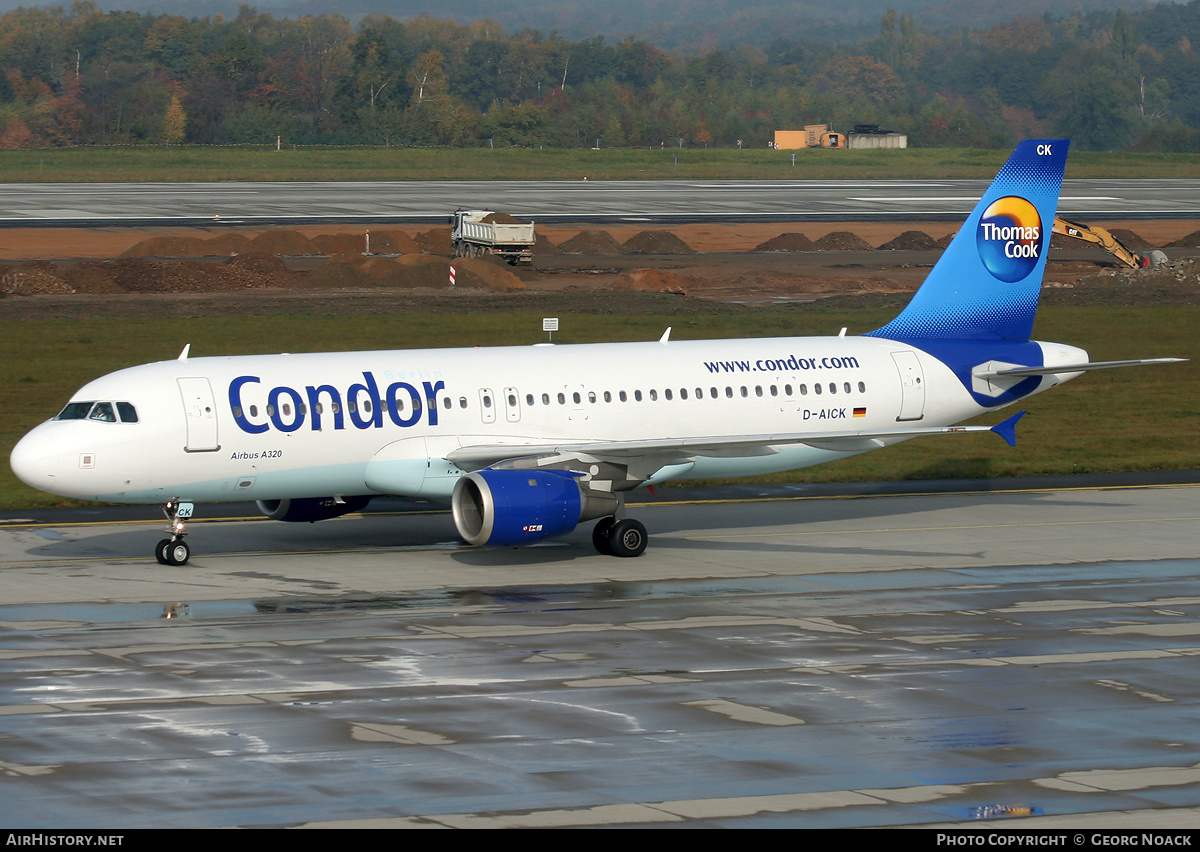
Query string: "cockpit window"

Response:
xmin=89 ymin=402 xmax=116 ymax=422
xmin=56 ymin=402 xmax=96 ymax=420
xmin=54 ymin=401 xmax=138 ymax=423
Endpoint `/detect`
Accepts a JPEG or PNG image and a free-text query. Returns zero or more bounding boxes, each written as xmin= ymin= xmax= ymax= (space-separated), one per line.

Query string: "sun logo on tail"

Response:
xmin=976 ymin=196 xmax=1043 ymax=283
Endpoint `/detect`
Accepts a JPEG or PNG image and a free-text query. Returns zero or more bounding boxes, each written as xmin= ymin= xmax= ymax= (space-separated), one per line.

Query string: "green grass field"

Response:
xmin=3 ymin=145 xmax=1200 ymax=182
xmin=2 ymin=304 xmax=1195 ymax=510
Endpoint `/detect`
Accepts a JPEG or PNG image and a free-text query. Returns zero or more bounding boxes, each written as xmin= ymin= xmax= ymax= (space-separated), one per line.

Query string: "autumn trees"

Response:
xmin=1 ymin=3 xmax=1199 ymax=151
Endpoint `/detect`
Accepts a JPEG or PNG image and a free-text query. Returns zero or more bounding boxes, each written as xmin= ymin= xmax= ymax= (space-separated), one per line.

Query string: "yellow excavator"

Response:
xmin=1052 ymin=217 xmax=1167 ymax=268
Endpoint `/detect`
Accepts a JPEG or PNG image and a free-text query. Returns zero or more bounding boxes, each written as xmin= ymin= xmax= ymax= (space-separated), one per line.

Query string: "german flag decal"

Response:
xmin=853 ymin=407 xmax=867 ymax=418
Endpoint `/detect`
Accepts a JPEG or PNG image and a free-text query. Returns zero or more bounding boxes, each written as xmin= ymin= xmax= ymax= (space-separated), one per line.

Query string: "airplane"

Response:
xmin=9 ymin=139 xmax=1184 ymax=566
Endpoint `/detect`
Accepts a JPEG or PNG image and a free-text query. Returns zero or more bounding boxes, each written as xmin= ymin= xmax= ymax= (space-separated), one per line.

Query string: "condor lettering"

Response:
xmin=229 ymin=373 xmax=445 ymax=434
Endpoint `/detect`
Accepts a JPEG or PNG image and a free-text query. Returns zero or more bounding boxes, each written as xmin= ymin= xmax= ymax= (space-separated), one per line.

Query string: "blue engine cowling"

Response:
xmin=257 ymin=495 xmax=372 ymax=523
xmin=452 ymin=469 xmax=616 ymax=547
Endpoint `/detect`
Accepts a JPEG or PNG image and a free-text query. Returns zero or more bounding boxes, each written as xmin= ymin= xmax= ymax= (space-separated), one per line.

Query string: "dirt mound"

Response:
xmin=1108 ymin=229 xmax=1156 ymax=250
xmin=1167 ymin=230 xmax=1200 ymax=248
xmin=612 ymin=268 xmax=692 ymax=294
xmin=294 ymin=254 xmax=524 ymax=291
xmin=108 ymin=258 xmax=215 ymax=292
xmin=621 ymin=230 xmax=695 ymax=254
xmin=122 ymin=235 xmax=211 ymax=257
xmin=311 ymin=233 xmax=368 ymax=256
xmin=755 ymin=233 xmax=815 ymax=251
xmin=480 ymin=211 xmax=521 ymax=224
xmin=60 ymin=261 xmax=124 ymax=294
xmin=416 ymin=229 xmax=452 ymax=255
xmin=222 ymin=253 xmax=295 ymax=287
xmin=813 ymin=231 xmax=872 ymax=250
xmin=1049 ymin=256 xmax=1200 ymax=305
xmin=535 ymin=232 xmax=561 ymax=254
xmin=936 ymin=232 xmax=955 ymax=248
xmin=49 ymin=256 xmax=287 ymax=293
xmin=204 ymin=233 xmax=255 ymax=255
xmin=2 ymin=262 xmax=73 ymax=294
xmin=368 ymin=230 xmax=420 ymax=255
xmin=877 ymin=230 xmax=940 ymax=251
xmin=251 ymin=230 xmax=314 ymax=255
xmin=1049 ymin=231 xmax=1074 ymax=249
xmin=455 ymin=257 xmax=525 ymax=289
xmin=558 ymin=230 xmax=624 ymax=254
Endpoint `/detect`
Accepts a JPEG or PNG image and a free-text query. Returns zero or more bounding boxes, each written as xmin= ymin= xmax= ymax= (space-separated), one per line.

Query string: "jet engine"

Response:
xmin=256 ymin=495 xmax=372 ymax=523
xmin=452 ymin=469 xmax=618 ymax=546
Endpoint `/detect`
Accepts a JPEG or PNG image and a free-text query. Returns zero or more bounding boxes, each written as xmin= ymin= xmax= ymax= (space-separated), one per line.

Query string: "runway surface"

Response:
xmin=3 ymin=178 xmax=1200 ymax=225
xmin=2 ymin=480 xmax=1199 ymax=828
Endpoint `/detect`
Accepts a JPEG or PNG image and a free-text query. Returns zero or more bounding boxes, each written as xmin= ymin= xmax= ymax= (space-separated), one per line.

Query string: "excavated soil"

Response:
xmin=756 ymin=233 xmax=815 ymax=251
xmin=812 ymin=231 xmax=873 ymax=251
xmin=877 ymin=230 xmax=944 ymax=251
xmin=558 ymin=230 xmax=625 ymax=254
xmin=1168 ymin=229 xmax=1200 ymax=248
xmin=621 ymin=230 xmax=695 ymax=254
xmin=2 ymin=219 xmax=1199 ymax=317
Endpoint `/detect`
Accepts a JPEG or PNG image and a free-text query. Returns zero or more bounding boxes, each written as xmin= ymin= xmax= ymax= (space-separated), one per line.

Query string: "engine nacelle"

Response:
xmin=256 ymin=495 xmax=372 ymax=523
xmin=452 ymin=469 xmax=618 ymax=547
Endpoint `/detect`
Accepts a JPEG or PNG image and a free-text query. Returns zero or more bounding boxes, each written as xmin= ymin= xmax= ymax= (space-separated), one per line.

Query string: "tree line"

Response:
xmin=3 ymin=1 xmax=1200 ymax=152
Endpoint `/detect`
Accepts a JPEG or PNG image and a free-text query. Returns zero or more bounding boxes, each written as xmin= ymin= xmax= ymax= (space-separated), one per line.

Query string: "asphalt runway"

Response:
xmin=2 ymin=480 xmax=1199 ymax=828
xmin=3 ymin=178 xmax=1200 ymax=225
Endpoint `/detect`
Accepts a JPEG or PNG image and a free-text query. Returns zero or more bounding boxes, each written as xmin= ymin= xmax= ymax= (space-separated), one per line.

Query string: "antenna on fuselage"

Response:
xmin=177 ymin=344 xmax=190 ymax=361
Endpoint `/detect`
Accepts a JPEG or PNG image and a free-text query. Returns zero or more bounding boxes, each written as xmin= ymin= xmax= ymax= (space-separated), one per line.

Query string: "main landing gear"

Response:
xmin=156 ymin=500 xmax=194 ymax=566
xmin=592 ymin=516 xmax=648 ymax=558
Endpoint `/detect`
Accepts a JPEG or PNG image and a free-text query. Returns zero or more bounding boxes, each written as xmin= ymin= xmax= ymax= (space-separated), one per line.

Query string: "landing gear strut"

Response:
xmin=156 ymin=500 xmax=194 ymax=566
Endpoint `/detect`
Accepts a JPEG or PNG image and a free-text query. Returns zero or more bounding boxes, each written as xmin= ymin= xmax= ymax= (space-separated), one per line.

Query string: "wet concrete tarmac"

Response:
xmin=1 ymin=481 xmax=1199 ymax=828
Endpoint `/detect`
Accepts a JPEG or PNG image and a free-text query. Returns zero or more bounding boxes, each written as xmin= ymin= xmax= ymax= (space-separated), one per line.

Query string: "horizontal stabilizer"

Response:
xmin=974 ymin=358 xmax=1186 ymax=379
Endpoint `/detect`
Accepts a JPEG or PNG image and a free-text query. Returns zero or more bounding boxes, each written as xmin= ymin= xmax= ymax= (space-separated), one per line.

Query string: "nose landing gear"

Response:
xmin=155 ymin=500 xmax=193 ymax=566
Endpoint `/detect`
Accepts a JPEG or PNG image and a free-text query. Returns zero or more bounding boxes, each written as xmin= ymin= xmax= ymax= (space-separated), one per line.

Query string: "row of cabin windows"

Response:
xmin=238 ymin=380 xmax=870 ymax=419
xmin=483 ymin=381 xmax=868 ymax=409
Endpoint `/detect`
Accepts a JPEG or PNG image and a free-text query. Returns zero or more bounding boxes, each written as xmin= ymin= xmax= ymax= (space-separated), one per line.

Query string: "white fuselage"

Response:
xmin=9 ymin=333 xmax=1083 ymax=507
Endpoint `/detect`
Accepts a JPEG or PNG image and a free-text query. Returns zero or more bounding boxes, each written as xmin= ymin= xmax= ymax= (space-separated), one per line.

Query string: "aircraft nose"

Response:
xmin=10 ymin=426 xmax=60 ymax=489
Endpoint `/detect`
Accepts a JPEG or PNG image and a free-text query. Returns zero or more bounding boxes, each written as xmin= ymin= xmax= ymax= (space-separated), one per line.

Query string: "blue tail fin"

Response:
xmin=867 ymin=140 xmax=1068 ymax=342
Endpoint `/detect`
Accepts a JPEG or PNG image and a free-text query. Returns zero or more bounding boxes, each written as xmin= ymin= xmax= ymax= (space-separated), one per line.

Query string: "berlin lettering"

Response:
xmin=229 ymin=373 xmax=445 ymax=435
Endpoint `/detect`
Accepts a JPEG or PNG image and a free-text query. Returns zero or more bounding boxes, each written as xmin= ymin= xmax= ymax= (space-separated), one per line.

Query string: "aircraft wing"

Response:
xmin=446 ymin=412 xmax=1026 ymax=471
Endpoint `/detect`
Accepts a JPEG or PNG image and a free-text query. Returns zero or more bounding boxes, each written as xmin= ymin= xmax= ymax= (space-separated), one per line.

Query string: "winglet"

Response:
xmin=991 ymin=410 xmax=1026 ymax=447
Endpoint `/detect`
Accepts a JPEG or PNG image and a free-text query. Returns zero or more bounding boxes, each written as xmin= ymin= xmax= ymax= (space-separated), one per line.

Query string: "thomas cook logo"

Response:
xmin=976 ymin=196 xmax=1043 ymax=282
